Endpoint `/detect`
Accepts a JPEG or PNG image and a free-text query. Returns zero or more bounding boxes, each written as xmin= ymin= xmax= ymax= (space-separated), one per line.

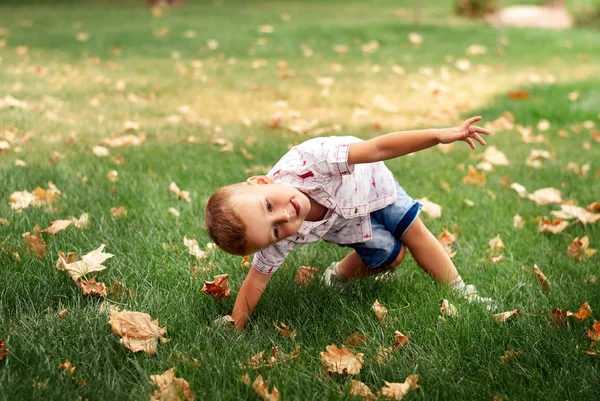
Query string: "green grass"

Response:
xmin=1 ymin=1 xmax=600 ymax=400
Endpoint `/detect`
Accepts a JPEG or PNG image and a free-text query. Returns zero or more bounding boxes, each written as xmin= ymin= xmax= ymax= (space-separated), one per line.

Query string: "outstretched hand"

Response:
xmin=440 ymin=116 xmax=491 ymax=149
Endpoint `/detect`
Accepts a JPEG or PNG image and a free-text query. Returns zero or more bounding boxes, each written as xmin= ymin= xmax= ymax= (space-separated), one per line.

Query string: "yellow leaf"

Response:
xmin=150 ymin=368 xmax=194 ymax=401
xmin=380 ymin=375 xmax=419 ymax=400
xmin=493 ymin=309 xmax=519 ymax=323
xmin=372 ymin=299 xmax=388 ymax=323
xmin=109 ymin=310 xmax=169 ymax=355
xmin=201 ymin=274 xmax=230 ymax=300
xmin=320 ymin=344 xmax=364 ymax=375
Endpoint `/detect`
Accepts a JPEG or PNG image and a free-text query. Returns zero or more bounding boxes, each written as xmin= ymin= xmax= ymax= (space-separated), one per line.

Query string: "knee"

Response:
xmin=388 ymin=245 xmax=407 ymax=270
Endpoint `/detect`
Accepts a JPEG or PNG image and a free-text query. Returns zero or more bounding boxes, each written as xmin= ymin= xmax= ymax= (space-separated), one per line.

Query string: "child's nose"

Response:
xmin=276 ymin=209 xmax=291 ymax=223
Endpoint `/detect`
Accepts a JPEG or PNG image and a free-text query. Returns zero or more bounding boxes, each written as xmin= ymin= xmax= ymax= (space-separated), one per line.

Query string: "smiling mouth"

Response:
xmin=290 ymin=199 xmax=300 ymax=217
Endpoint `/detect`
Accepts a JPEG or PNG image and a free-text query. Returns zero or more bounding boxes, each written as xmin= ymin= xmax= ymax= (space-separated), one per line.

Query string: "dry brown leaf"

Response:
xmin=109 ymin=309 xmax=169 ymax=355
xmin=70 ymin=213 xmax=89 ymax=229
xmin=350 ymin=380 xmax=375 ymax=400
xmin=538 ymin=217 xmax=569 ymax=234
xmin=551 ymin=204 xmax=600 ymax=225
xmin=111 ymin=206 xmax=127 ymax=219
xmin=295 ymin=265 xmax=319 ymax=286
xmin=101 ymin=134 xmax=145 ymax=148
xmin=243 ymin=346 xmax=300 ymax=370
xmin=550 ymin=308 xmax=568 ymax=326
xmin=462 ymin=165 xmax=486 ymax=185
xmin=525 ymin=149 xmax=552 ymax=168
xmin=251 ymin=375 xmax=279 ymax=401
xmin=320 ymin=344 xmax=364 ymax=375
xmin=500 ymin=350 xmax=521 ymax=363
xmin=482 ymin=146 xmax=509 ymax=166
xmin=586 ymin=202 xmax=600 ymax=212
xmin=513 ymin=213 xmax=525 ymax=229
xmin=488 ymin=235 xmax=505 ymax=256
xmin=416 ymin=197 xmax=442 ymax=219
xmin=183 ymin=236 xmax=207 ymax=260
xmin=374 ymin=346 xmax=393 ymax=365
xmin=510 ymin=182 xmax=528 ymax=198
xmin=23 ymin=226 xmax=46 ymax=259
xmin=532 ymin=265 xmax=550 ymax=293
xmin=437 ymin=229 xmax=457 ymax=258
xmin=493 ymin=309 xmax=519 ymax=323
xmin=393 ymin=331 xmax=409 ymax=349
xmin=169 ymin=182 xmax=191 ymax=203
xmin=0 ymin=339 xmax=7 ymax=361
xmin=43 ymin=219 xmax=71 ymax=235
xmin=372 ymin=299 xmax=388 ymax=323
xmin=587 ymin=320 xmax=600 ymax=344
xmin=440 ymin=299 xmax=457 ymax=317
xmin=150 ymin=368 xmax=194 ymax=401
xmin=273 ymin=322 xmax=296 ymax=338
xmin=80 ymin=276 xmax=107 ymax=297
xmin=57 ymin=244 xmax=113 ymax=282
xmin=346 ymin=333 xmax=366 ymax=347
xmin=58 ymin=360 xmax=75 ymax=374
xmin=201 ymin=274 xmax=230 ymax=300
xmin=568 ymin=236 xmax=597 ymax=260
xmin=58 ymin=308 xmax=68 ymax=319
xmin=567 ymin=302 xmax=592 ymax=321
xmin=380 ymin=375 xmax=420 ymax=400
xmin=508 ymin=90 xmax=530 ymax=100
xmin=9 ymin=183 xmax=61 ymax=210
xmin=528 ymin=188 xmax=562 ymax=205
xmin=241 ymin=255 xmax=251 ymax=271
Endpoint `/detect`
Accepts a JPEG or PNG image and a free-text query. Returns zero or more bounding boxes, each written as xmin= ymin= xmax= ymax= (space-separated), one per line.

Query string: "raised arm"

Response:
xmin=348 ymin=116 xmax=490 ymax=165
xmin=231 ymin=267 xmax=271 ymax=330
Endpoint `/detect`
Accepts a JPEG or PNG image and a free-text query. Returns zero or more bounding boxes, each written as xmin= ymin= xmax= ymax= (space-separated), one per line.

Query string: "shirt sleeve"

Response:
xmin=251 ymin=239 xmax=296 ymax=275
xmin=298 ymin=136 xmax=362 ymax=177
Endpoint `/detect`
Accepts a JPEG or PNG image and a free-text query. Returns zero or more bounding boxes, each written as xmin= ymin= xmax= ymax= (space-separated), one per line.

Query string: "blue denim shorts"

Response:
xmin=343 ymin=181 xmax=422 ymax=269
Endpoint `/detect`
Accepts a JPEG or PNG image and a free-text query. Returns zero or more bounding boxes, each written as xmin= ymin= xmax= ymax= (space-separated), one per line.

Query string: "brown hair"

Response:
xmin=205 ymin=183 xmax=248 ymax=255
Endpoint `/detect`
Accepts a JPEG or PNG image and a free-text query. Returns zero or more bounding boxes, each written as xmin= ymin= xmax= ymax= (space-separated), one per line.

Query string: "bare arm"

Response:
xmin=348 ymin=116 xmax=490 ymax=165
xmin=231 ymin=267 xmax=271 ymax=330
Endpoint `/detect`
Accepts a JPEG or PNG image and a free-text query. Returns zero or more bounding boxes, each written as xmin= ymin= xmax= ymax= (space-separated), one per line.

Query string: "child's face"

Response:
xmin=236 ymin=176 xmax=311 ymax=253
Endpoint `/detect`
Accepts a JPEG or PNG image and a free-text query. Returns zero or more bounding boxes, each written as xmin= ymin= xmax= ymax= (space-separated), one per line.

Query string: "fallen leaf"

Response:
xmin=295 ymin=265 xmax=319 ymax=285
xmin=437 ymin=229 xmax=457 ymax=258
xmin=510 ymin=182 xmax=528 ymax=198
xmin=80 ymin=276 xmax=107 ymax=297
xmin=0 ymin=339 xmax=8 ymax=360
xmin=109 ymin=309 xmax=169 ymax=355
xmin=513 ymin=213 xmax=525 ymax=228
xmin=538 ymin=217 xmax=569 ymax=234
xmin=508 ymin=90 xmax=530 ymax=100
xmin=320 ymin=344 xmax=364 ymax=375
xmin=380 ymin=375 xmax=419 ymax=400
xmin=587 ymin=320 xmax=600 ymax=344
xmin=150 ymin=368 xmax=194 ymax=401
xmin=493 ymin=309 xmax=519 ymax=323
xmin=551 ymin=204 xmax=600 ymax=225
xmin=201 ymin=274 xmax=230 ymax=299
xmin=528 ymin=187 xmax=562 ymax=205
xmin=273 ymin=322 xmax=296 ymax=338
xmin=568 ymin=236 xmax=597 ymax=260
xmin=169 ymin=182 xmax=191 ymax=203
xmin=101 ymin=134 xmax=145 ymax=147
xmin=111 ymin=206 xmax=127 ymax=219
xmin=9 ymin=183 xmax=61 ymax=210
xmin=374 ymin=346 xmax=393 ymax=365
xmin=462 ymin=165 xmax=486 ymax=185
xmin=251 ymin=375 xmax=279 ymax=401
xmin=43 ymin=219 xmax=71 ymax=235
xmin=533 ymin=265 xmax=550 ymax=293
xmin=440 ymin=299 xmax=457 ymax=317
xmin=23 ymin=226 xmax=46 ymax=259
xmin=243 ymin=346 xmax=300 ymax=370
xmin=57 ymin=244 xmax=113 ymax=282
xmin=241 ymin=255 xmax=251 ymax=271
xmin=525 ymin=149 xmax=552 ymax=168
xmin=500 ymin=350 xmax=521 ymax=363
xmin=58 ymin=360 xmax=75 ymax=374
xmin=587 ymin=202 xmax=600 ymax=212
xmin=482 ymin=146 xmax=509 ymax=166
xmin=488 ymin=235 xmax=505 ymax=255
xmin=567 ymin=302 xmax=592 ymax=321
xmin=350 ymin=380 xmax=374 ymax=400
xmin=550 ymin=308 xmax=568 ymax=326
xmin=93 ymin=145 xmax=110 ymax=157
xmin=372 ymin=299 xmax=388 ymax=323
xmin=416 ymin=197 xmax=442 ymax=219
xmin=393 ymin=331 xmax=409 ymax=349
xmin=346 ymin=333 xmax=366 ymax=347
xmin=58 ymin=309 xmax=68 ymax=319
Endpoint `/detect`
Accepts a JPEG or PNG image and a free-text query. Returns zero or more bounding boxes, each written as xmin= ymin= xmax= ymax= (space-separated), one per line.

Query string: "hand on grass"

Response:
xmin=439 ymin=116 xmax=490 ymax=149
xmin=212 ymin=315 xmax=235 ymax=328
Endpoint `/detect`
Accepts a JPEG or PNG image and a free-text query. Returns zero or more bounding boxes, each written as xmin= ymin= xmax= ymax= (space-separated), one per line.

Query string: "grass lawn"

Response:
xmin=1 ymin=0 xmax=599 ymax=400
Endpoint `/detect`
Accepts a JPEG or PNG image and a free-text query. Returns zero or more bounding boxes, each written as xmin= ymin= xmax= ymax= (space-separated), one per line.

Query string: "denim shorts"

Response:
xmin=343 ymin=181 xmax=422 ymax=269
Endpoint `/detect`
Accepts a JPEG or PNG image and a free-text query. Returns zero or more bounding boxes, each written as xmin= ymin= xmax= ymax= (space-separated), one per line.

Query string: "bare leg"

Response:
xmin=400 ymin=217 xmax=459 ymax=283
xmin=336 ymin=246 xmax=406 ymax=279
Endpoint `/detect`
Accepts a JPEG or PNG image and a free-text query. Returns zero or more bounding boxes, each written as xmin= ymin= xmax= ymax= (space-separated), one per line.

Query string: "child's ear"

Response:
xmin=247 ymin=175 xmax=275 ymax=185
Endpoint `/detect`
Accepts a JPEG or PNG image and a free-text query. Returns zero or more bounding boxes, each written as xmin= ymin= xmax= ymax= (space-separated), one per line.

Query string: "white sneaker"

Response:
xmin=460 ymin=284 xmax=497 ymax=311
xmin=321 ymin=262 xmax=349 ymax=290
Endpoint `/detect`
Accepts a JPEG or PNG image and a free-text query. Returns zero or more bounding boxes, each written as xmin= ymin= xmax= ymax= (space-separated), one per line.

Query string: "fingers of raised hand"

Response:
xmin=469 ymin=125 xmax=490 ymax=135
xmin=464 ymin=137 xmax=476 ymax=149
xmin=463 ymin=116 xmax=482 ymax=128
xmin=471 ymin=132 xmax=486 ymax=146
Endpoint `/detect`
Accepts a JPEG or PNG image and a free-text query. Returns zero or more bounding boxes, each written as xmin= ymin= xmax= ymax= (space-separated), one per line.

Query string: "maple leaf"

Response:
xmin=57 ymin=309 xmax=68 ymax=319
xmin=380 ymin=375 xmax=420 ymax=400
xmin=538 ymin=217 xmax=569 ymax=234
xmin=493 ymin=309 xmax=519 ymax=323
xmin=587 ymin=320 xmax=600 ymax=344
xmin=150 ymin=368 xmax=194 ymax=401
xmin=487 ymin=235 xmax=504 ymax=263
xmin=69 ymin=213 xmax=89 ymax=229
xmin=109 ymin=310 xmax=169 ymax=355
xmin=375 ymin=346 xmax=393 ymax=365
xmin=587 ymin=202 xmax=600 ymax=212
xmin=393 ymin=331 xmax=409 ymax=349
xmin=10 ymin=183 xmax=61 ymax=211
xmin=43 ymin=219 xmax=71 ymax=235
xmin=273 ymin=322 xmax=296 ymax=338
xmin=243 ymin=346 xmax=300 ymax=370
xmin=23 ymin=225 xmax=46 ymax=259
xmin=416 ymin=197 xmax=442 ymax=219
xmin=346 ymin=333 xmax=367 ymax=347
xmin=551 ymin=204 xmax=600 ymax=225
xmin=0 ymin=339 xmax=7 ymax=360
xmin=57 ymin=244 xmax=113 ymax=282
xmin=101 ymin=134 xmax=145 ymax=147
xmin=567 ymin=302 xmax=592 ymax=321
xmin=111 ymin=206 xmax=127 ymax=219
xmin=169 ymin=182 xmax=191 ymax=203
xmin=251 ymin=375 xmax=279 ymax=401
xmin=533 ymin=265 xmax=550 ymax=293
xmin=58 ymin=359 xmax=75 ymax=374
xmin=372 ymin=299 xmax=388 ymax=323
xmin=482 ymin=146 xmax=509 ymax=166
xmin=295 ymin=265 xmax=319 ymax=286
xmin=550 ymin=308 xmax=568 ymax=326
xmin=513 ymin=213 xmax=525 ymax=228
xmin=440 ymin=299 xmax=457 ymax=317
xmin=437 ymin=229 xmax=457 ymax=258
xmin=183 ymin=236 xmax=207 ymax=260
xmin=462 ymin=165 xmax=486 ymax=185
xmin=80 ymin=276 xmax=107 ymax=297
xmin=510 ymin=182 xmax=528 ymax=198
xmin=201 ymin=274 xmax=230 ymax=299
xmin=350 ymin=380 xmax=375 ymax=400
xmin=528 ymin=188 xmax=562 ymax=205
xmin=568 ymin=236 xmax=597 ymax=260
xmin=320 ymin=344 xmax=364 ymax=375
xmin=525 ymin=149 xmax=552 ymax=168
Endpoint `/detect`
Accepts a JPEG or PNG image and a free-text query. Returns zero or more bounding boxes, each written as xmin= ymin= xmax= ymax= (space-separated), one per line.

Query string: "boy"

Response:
xmin=206 ymin=116 xmax=493 ymax=330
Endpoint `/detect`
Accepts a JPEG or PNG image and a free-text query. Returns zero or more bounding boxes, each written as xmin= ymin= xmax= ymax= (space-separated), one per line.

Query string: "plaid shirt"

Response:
xmin=252 ymin=136 xmax=396 ymax=275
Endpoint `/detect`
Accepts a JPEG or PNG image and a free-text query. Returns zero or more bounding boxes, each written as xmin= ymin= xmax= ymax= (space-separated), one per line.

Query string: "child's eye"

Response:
xmin=266 ymin=200 xmax=272 ymax=212
xmin=273 ymin=225 xmax=279 ymax=238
